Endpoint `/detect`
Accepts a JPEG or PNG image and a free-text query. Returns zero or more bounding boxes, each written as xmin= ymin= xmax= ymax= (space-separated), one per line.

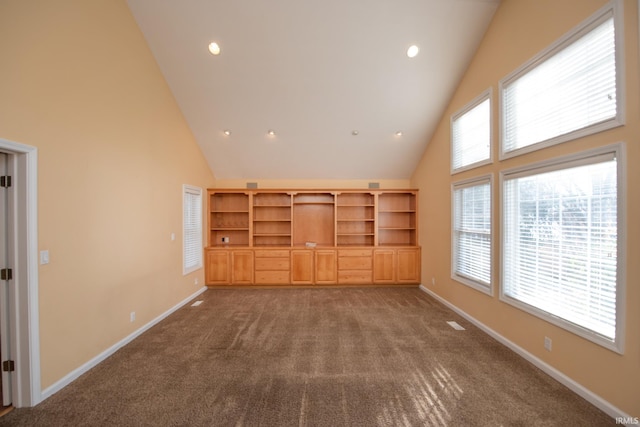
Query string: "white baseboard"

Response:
xmin=418 ymin=285 xmax=635 ymax=423
xmin=40 ymin=287 xmax=207 ymax=402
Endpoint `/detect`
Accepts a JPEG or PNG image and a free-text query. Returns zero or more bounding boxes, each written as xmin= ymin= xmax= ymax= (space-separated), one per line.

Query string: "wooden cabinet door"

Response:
xmin=397 ymin=248 xmax=421 ymax=283
xmin=231 ymin=250 xmax=254 ymax=284
xmin=315 ymin=250 xmax=337 ymax=284
xmin=373 ymin=249 xmax=395 ymax=284
xmin=291 ymin=250 xmax=314 ymax=284
xmin=206 ymin=250 xmax=230 ymax=285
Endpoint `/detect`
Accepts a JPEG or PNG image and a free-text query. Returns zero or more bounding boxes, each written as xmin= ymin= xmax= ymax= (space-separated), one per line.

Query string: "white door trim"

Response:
xmin=0 ymin=138 xmax=40 ymax=407
xmin=0 ymin=152 xmax=11 ymax=406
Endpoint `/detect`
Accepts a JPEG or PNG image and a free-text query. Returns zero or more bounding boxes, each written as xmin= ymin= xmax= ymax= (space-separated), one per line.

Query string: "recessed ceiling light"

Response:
xmin=352 ymin=130 xmax=359 ymax=136
xmin=267 ymin=130 xmax=276 ymax=136
xmin=208 ymin=42 xmax=221 ymax=55
xmin=407 ymin=45 xmax=419 ymax=58
xmin=223 ymin=130 xmax=231 ymax=136
xmin=395 ymin=131 xmax=403 ymax=136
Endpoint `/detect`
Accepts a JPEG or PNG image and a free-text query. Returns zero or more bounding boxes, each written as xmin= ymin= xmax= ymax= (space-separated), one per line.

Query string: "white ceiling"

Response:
xmin=127 ymin=0 xmax=500 ymax=181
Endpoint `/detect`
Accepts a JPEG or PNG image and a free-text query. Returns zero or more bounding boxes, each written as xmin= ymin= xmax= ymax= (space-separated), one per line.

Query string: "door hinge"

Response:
xmin=2 ymin=360 xmax=14 ymax=372
xmin=0 ymin=176 xmax=11 ymax=188
xmin=0 ymin=268 xmax=12 ymax=281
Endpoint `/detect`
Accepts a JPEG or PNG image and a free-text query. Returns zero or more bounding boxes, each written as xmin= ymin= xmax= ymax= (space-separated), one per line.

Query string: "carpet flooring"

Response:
xmin=0 ymin=287 xmax=614 ymax=426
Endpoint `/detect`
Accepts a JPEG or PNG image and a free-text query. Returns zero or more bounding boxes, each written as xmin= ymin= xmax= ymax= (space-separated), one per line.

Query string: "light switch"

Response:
xmin=40 ymin=250 xmax=50 ymax=265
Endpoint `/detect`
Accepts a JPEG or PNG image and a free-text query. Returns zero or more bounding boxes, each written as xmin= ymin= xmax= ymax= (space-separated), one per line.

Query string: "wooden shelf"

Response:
xmin=293 ymin=202 xmax=334 ymax=205
xmin=379 ymin=227 xmax=416 ymax=230
xmin=293 ymin=193 xmax=334 ymax=204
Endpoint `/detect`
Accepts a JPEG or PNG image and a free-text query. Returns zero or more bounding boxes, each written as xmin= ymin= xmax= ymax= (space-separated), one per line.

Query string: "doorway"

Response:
xmin=0 ymin=139 xmax=40 ymax=409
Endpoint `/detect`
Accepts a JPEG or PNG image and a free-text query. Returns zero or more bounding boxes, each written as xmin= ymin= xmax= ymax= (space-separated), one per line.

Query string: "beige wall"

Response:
xmin=214 ymin=179 xmax=412 ymax=189
xmin=411 ymin=0 xmax=639 ymax=416
xmin=0 ymin=0 xmax=215 ymax=389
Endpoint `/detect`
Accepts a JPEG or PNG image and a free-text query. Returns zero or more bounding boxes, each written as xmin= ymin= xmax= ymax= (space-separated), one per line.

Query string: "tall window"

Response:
xmin=500 ymin=3 xmax=622 ymax=158
xmin=451 ymin=90 xmax=492 ymax=173
xmin=183 ymin=185 xmax=203 ymax=275
xmin=501 ymin=146 xmax=623 ymax=351
xmin=452 ymin=176 xmax=492 ymax=294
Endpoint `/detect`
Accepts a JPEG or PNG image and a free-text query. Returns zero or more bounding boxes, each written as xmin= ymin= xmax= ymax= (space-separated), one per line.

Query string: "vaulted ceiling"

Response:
xmin=127 ymin=0 xmax=500 ymax=180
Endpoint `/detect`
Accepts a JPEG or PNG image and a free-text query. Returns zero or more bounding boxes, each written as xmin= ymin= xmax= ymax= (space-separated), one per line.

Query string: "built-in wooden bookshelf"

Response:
xmin=336 ymin=192 xmax=375 ymax=246
xmin=378 ymin=192 xmax=417 ymax=246
xmin=207 ymin=189 xmax=417 ymax=248
xmin=253 ymin=192 xmax=292 ymax=247
xmin=209 ymin=192 xmax=250 ymax=246
xmin=205 ymin=189 xmax=419 ymax=286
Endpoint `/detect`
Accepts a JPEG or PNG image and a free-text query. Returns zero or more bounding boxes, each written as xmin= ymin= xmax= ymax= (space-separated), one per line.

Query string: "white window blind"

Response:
xmin=452 ymin=177 xmax=492 ymax=292
xmin=452 ymin=94 xmax=491 ymax=172
xmin=501 ymin=10 xmax=618 ymax=156
xmin=502 ymin=152 xmax=618 ymax=345
xmin=183 ymin=185 xmax=203 ymax=275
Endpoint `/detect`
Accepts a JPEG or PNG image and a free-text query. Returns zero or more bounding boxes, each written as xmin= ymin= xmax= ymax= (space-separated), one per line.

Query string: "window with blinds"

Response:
xmin=452 ymin=176 xmax=492 ymax=294
xmin=183 ymin=185 xmax=203 ymax=275
xmin=451 ymin=91 xmax=491 ymax=173
xmin=501 ymin=146 xmax=622 ymax=351
xmin=500 ymin=3 xmax=622 ymax=158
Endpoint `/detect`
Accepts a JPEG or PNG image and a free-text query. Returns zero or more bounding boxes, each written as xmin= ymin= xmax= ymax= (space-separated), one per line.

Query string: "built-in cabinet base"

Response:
xmin=205 ymin=247 xmax=421 ymax=286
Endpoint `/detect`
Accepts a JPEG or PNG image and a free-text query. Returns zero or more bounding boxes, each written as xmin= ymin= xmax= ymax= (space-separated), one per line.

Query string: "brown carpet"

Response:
xmin=0 ymin=288 xmax=614 ymax=426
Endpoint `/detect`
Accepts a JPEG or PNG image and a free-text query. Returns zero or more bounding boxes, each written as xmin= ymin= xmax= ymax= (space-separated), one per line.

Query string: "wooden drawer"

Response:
xmin=338 ymin=270 xmax=373 ymax=284
xmin=254 ymin=257 xmax=290 ymax=271
xmin=255 ymin=271 xmax=290 ymax=284
xmin=338 ymin=249 xmax=372 ymax=257
xmin=254 ymin=250 xmax=290 ymax=258
xmin=338 ymin=256 xmax=372 ymax=270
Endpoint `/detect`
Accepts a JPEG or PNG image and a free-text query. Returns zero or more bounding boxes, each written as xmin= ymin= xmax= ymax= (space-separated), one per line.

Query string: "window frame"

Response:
xmin=499 ymin=143 xmax=626 ymax=353
xmin=451 ymin=174 xmax=494 ymax=295
xmin=451 ymin=88 xmax=493 ymax=174
xmin=498 ymin=0 xmax=625 ymax=160
xmin=182 ymin=184 xmax=203 ymax=275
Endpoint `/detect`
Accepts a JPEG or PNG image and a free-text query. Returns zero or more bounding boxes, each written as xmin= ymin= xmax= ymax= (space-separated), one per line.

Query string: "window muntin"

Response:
xmin=183 ymin=185 xmax=203 ymax=275
xmin=501 ymin=147 xmax=622 ymax=350
xmin=500 ymin=3 xmax=623 ymax=158
xmin=451 ymin=91 xmax=492 ymax=173
xmin=452 ymin=176 xmax=492 ymax=293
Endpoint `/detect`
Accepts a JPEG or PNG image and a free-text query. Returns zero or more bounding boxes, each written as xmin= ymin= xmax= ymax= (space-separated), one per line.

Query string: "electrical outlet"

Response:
xmin=431 ymin=277 xmax=436 ymax=285
xmin=130 ymin=312 xmax=136 ymax=323
xmin=544 ymin=336 xmax=552 ymax=351
xmin=195 ymin=278 xmax=199 ymax=285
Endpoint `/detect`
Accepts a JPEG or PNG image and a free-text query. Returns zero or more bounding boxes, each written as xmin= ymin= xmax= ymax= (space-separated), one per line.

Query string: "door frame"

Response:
xmin=0 ymin=152 xmax=10 ymax=406
xmin=0 ymin=138 xmax=40 ymax=408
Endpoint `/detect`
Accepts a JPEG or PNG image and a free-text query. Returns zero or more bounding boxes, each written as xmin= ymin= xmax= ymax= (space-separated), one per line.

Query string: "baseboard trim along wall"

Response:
xmin=418 ymin=285 xmax=633 ymax=423
xmin=40 ymin=287 xmax=208 ymax=402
